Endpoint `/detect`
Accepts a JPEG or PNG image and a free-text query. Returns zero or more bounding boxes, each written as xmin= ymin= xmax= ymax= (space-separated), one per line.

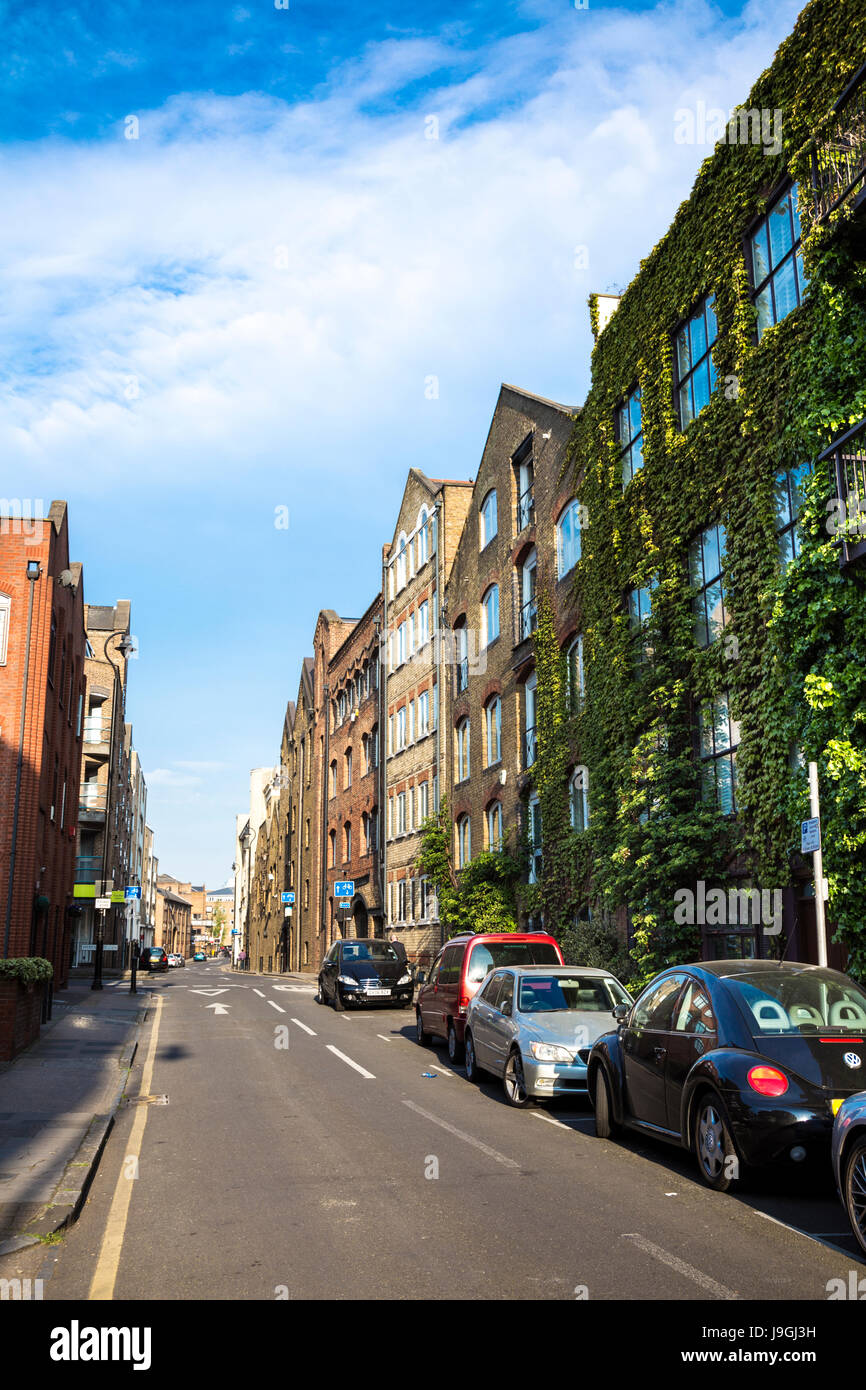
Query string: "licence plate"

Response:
xmin=366 ymin=987 xmax=391 ymax=996
xmin=832 ymin=1098 xmax=844 ymax=1115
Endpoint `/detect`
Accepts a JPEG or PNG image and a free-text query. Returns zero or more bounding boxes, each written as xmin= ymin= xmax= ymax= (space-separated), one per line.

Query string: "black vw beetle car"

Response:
xmin=588 ymin=960 xmax=866 ymax=1190
xmin=317 ymin=938 xmax=414 ymax=1011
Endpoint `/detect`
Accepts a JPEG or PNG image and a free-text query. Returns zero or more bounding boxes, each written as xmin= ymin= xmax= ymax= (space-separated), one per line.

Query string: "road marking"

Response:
xmin=89 ymin=994 xmax=164 ymax=1300
xmin=253 ymin=989 xmax=266 ymax=997
xmin=620 ymin=1234 xmax=738 ymax=1300
xmin=204 ymin=1003 xmax=231 ymax=1015
xmin=291 ymin=1018 xmax=317 ymax=1036
xmin=189 ymin=988 xmax=230 ymax=997
xmin=268 ymin=1000 xmax=286 ymax=1014
xmin=376 ymin=1034 xmax=392 ymax=1043
xmin=401 ymin=1099 xmax=520 ymax=1170
xmin=428 ymin=1065 xmax=452 ymax=1077
xmin=325 ymin=1045 xmax=375 ymax=1079
xmin=531 ymin=1110 xmax=569 ymax=1128
xmin=272 ymin=985 xmax=317 ymax=993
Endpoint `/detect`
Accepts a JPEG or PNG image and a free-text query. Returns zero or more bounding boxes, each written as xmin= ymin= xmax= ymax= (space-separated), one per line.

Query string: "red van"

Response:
xmin=415 ymin=931 xmax=564 ymax=1062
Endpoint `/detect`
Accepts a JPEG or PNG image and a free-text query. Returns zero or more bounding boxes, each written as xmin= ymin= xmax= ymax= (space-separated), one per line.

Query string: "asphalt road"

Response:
xmin=15 ymin=960 xmax=866 ymax=1301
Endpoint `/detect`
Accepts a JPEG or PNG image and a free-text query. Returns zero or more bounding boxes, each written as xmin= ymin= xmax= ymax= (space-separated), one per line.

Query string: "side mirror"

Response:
xmin=501 ymin=1000 xmax=512 ymax=1017
xmin=613 ymin=1003 xmax=630 ymax=1023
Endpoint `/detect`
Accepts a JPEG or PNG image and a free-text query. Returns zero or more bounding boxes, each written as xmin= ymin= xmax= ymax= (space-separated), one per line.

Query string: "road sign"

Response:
xmin=334 ymin=881 xmax=354 ymax=898
xmin=74 ymin=884 xmax=96 ymax=898
xmin=801 ymin=818 xmax=821 ymax=854
xmin=281 ymin=892 xmax=295 ymax=904
xmin=125 ymin=886 xmax=142 ymax=900
xmin=111 ymin=890 xmax=125 ymax=903
xmin=95 ymin=897 xmax=111 ymax=909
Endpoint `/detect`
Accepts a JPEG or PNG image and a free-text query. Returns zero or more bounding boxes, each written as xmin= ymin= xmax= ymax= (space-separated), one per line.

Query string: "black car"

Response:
xmin=317 ymin=939 xmax=414 ymax=1010
xmin=143 ymin=946 xmax=168 ymax=972
xmin=588 ymin=959 xmax=866 ymax=1191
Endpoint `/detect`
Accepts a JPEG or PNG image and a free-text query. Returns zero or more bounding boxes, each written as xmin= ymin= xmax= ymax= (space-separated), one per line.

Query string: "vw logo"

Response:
xmin=843 ymin=1052 xmax=862 ymax=1070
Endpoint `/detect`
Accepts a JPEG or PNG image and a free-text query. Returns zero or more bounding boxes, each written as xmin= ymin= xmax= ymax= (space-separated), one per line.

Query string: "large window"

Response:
xmin=480 ymin=490 xmax=498 ymax=548
xmin=417 ymin=600 xmax=430 ymax=647
xmin=675 ymin=294 xmax=718 ymax=427
xmin=486 ymin=801 xmax=503 ymax=851
xmin=557 ymin=500 xmax=582 ymax=576
xmin=775 ymin=463 xmax=809 ymax=570
xmin=616 ymin=386 xmax=643 ymax=487
xmin=457 ymin=815 xmax=471 ymax=868
xmin=417 ymin=689 xmax=430 ymax=736
xmin=569 ymin=767 xmax=589 ymax=832
xmin=520 ymin=548 xmax=537 ymax=640
xmin=517 ymin=457 xmax=534 ymax=530
xmin=485 ymin=695 xmax=502 ymax=766
xmin=524 ymin=671 xmax=537 ymax=768
xmin=416 ymin=507 xmax=430 ymax=567
xmin=396 ymin=533 xmax=408 ymax=589
xmin=689 ymin=523 xmax=728 ymax=647
xmin=456 ymin=718 xmax=470 ymax=782
xmin=454 ymin=620 xmax=468 ymax=693
xmin=527 ymin=795 xmax=542 ymax=883
xmin=749 ymin=185 xmax=807 ymax=339
xmin=481 ymin=584 xmax=500 ymax=647
xmin=699 ymin=693 xmax=740 ymax=815
xmin=566 ymin=635 xmax=584 ymax=714
xmin=396 ymin=705 xmax=407 ymax=750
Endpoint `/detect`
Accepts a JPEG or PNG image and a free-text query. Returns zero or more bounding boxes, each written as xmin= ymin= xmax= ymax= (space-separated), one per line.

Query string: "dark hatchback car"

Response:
xmin=588 ymin=960 xmax=866 ymax=1190
xmin=318 ymin=940 xmax=414 ymax=1011
xmin=144 ymin=947 xmax=168 ymax=972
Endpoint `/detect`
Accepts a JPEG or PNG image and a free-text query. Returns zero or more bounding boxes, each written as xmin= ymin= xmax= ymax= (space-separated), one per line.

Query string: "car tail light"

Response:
xmin=747 ymin=1065 xmax=788 ymax=1097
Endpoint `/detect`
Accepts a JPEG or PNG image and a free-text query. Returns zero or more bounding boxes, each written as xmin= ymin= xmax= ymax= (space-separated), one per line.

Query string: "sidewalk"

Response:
xmin=0 ymin=977 xmax=149 ymax=1255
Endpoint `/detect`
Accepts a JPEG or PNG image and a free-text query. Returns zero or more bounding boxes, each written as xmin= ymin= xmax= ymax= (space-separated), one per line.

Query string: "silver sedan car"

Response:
xmin=831 ymin=1091 xmax=866 ymax=1257
xmin=464 ymin=965 xmax=633 ymax=1107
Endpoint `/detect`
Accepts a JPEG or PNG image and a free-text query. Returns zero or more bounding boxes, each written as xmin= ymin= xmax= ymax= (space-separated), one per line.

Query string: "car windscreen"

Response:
xmin=728 ymin=970 xmax=866 ymax=1036
xmin=341 ymin=943 xmax=400 ymax=963
xmin=518 ymin=975 xmax=630 ymax=1013
xmin=467 ymin=941 xmax=559 ymax=984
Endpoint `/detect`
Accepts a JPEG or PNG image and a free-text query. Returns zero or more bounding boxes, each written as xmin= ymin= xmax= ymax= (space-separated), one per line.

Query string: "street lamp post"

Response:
xmin=92 ymin=630 xmax=135 ymax=991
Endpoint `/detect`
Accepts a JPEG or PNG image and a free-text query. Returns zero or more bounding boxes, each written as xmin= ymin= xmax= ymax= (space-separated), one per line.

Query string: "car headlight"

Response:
xmin=529 ymin=1042 xmax=575 ymax=1063
xmin=397 ymin=973 xmax=412 ymax=985
xmin=337 ymin=975 xmax=356 ymax=985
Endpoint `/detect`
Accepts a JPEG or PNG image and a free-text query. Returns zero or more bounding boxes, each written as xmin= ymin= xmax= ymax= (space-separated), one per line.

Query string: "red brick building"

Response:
xmin=0 ymin=501 xmax=86 ymax=1051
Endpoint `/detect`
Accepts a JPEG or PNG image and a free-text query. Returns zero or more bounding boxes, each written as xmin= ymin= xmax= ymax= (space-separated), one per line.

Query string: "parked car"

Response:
xmin=416 ymin=931 xmax=564 ymax=1062
xmin=463 ymin=965 xmax=633 ymax=1107
xmin=194 ymin=951 xmax=206 ymax=961
xmin=144 ymin=947 xmax=168 ymax=972
xmin=167 ymin=953 xmax=185 ymax=968
xmin=588 ymin=959 xmax=866 ymax=1191
xmin=831 ymin=1091 xmax=866 ymax=1257
xmin=318 ymin=939 xmax=414 ymax=1010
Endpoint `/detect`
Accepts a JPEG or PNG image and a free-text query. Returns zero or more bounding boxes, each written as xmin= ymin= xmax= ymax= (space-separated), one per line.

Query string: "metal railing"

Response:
xmin=82 ymin=715 xmax=112 ymax=745
xmin=518 ymin=598 xmax=537 ymax=642
xmin=518 ymin=488 xmax=535 ymax=531
xmin=819 ymin=415 xmax=866 ymax=568
xmin=79 ymin=787 xmax=107 ymax=814
xmin=74 ymin=855 xmax=101 ymax=884
xmin=809 ymin=64 xmax=866 ymax=223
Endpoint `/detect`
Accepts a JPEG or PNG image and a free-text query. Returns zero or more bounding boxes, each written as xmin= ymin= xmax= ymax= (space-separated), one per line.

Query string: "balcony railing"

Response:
xmin=524 ymin=725 xmax=537 ymax=768
xmin=82 ymin=715 xmax=112 ymax=745
xmin=74 ymin=855 xmax=101 ymax=884
xmin=518 ymin=598 xmax=537 ymax=643
xmin=517 ymin=488 xmax=535 ymax=531
xmin=809 ymin=64 xmax=866 ymax=224
xmin=820 ymin=415 xmax=866 ymax=569
xmin=79 ymin=788 xmax=107 ymax=815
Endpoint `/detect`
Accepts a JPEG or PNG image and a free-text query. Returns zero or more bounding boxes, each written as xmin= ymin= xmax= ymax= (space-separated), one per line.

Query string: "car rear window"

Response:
xmin=467 ymin=940 xmax=559 ymax=984
xmin=728 ymin=969 xmax=866 ymax=1036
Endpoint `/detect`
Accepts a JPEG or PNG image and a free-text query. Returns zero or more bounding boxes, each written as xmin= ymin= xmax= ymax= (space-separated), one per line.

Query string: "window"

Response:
xmin=527 ymin=795 xmax=542 ymax=883
xmin=775 ymin=463 xmax=809 ymax=569
xmin=396 ymin=533 xmax=408 ymax=589
xmin=699 ymin=693 xmax=741 ymax=815
xmin=626 ymin=580 xmax=656 ymax=633
xmin=396 ymin=705 xmax=407 ymax=750
xmin=397 ymin=622 xmax=406 ymax=666
xmin=419 ymin=876 xmax=431 ymax=919
xmin=517 ymin=457 xmax=534 ymax=530
xmin=689 ymin=523 xmax=728 ymax=647
xmin=454 ymin=620 xmax=468 ymax=692
xmin=304 ymin=879 xmax=309 ymax=910
xmin=566 ymin=635 xmax=584 ymax=714
xmin=417 ymin=600 xmax=430 ymax=647
xmin=329 ymin=760 xmax=337 ymax=798
xmin=524 ymin=672 xmax=537 ymax=768
xmin=481 ymin=584 xmax=499 ymax=646
xmin=418 ymin=781 xmax=429 ymax=825
xmin=480 ymin=490 xmax=498 ymax=548
xmin=329 ymin=829 xmax=337 ymax=867
xmin=557 ymin=500 xmax=582 ymax=576
xmin=407 ymin=699 xmax=415 ymax=744
xmin=406 ymin=610 xmax=415 ymax=659
xmin=675 ymin=294 xmax=718 ymax=427
xmin=520 ymin=548 xmax=537 ymax=640
xmin=0 ymin=593 xmax=9 ymax=665
xmin=673 ymin=978 xmax=717 ymax=1034
xmin=617 ymin=386 xmax=643 ymax=487
xmin=362 ymin=733 xmax=370 ymax=774
xmin=344 ymin=748 xmax=352 ymax=788
xmin=569 ymin=767 xmax=589 ymax=832
xmin=485 ymin=696 xmax=501 ymax=766
xmin=486 ymin=801 xmax=503 ymax=851
xmin=633 ymin=973 xmax=687 ymax=1030
xmin=456 ymin=815 xmax=471 ymax=868
xmin=369 ymin=806 xmax=378 ymax=851
xmin=750 ymin=185 xmax=807 ymax=339
xmin=344 ymin=822 xmax=352 ymax=862
xmin=304 ymin=817 xmax=310 ymax=849
xmin=456 ymin=718 xmax=470 ymax=782
xmin=396 ymin=791 xmax=407 ymax=835
xmin=417 ymin=690 xmax=430 ymax=736
xmin=416 ymin=508 xmax=430 ymax=567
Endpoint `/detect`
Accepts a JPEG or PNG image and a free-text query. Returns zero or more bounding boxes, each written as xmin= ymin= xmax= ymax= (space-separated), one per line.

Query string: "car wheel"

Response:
xmin=503 ymin=1049 xmax=535 ymax=1108
xmin=416 ymin=1010 xmax=431 ymax=1046
xmin=693 ymin=1091 xmax=739 ymax=1192
xmin=464 ymin=1031 xmax=480 ymax=1083
xmin=593 ymin=1066 xmax=619 ymax=1139
xmin=315 ymin=978 xmax=326 ymax=1004
xmin=447 ymin=1021 xmax=463 ymax=1064
xmin=843 ymin=1135 xmax=866 ymax=1258
xmin=332 ymin=984 xmax=344 ymax=1012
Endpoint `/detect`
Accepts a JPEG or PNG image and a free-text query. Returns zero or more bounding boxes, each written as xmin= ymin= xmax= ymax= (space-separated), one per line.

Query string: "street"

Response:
xmin=9 ymin=960 xmax=862 ymax=1304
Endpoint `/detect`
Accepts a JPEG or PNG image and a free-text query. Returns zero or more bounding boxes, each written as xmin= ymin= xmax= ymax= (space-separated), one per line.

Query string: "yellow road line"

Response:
xmin=88 ymin=993 xmax=163 ymax=1301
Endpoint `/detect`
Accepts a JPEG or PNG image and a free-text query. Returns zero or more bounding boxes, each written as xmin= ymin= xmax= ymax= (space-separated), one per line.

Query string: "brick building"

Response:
xmin=285 ymin=660 xmax=317 ymax=971
xmin=444 ymin=386 xmax=579 ymax=920
xmin=382 ymin=471 xmax=473 ymax=967
xmin=0 ymin=501 xmax=86 ymax=1023
xmin=154 ymin=887 xmax=192 ymax=958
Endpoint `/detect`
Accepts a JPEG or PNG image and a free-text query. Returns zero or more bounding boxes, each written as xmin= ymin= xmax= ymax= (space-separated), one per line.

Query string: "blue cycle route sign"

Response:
xmin=334 ymin=881 xmax=354 ymax=898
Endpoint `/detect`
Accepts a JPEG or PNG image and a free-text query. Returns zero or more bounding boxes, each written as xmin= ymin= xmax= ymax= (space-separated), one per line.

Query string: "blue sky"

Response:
xmin=1 ymin=0 xmax=805 ymax=884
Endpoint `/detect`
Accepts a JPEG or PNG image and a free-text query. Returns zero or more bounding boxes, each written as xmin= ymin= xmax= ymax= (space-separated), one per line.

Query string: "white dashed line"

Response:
xmin=402 ymin=1099 xmax=520 ymax=1169
xmin=253 ymin=989 xmax=266 ymax=998
xmin=620 ymin=1234 xmax=738 ymax=1300
xmin=428 ymin=1065 xmax=452 ymax=1077
xmin=268 ymin=1000 xmax=286 ymax=1013
xmin=291 ymin=1018 xmax=317 ymax=1036
xmin=325 ymin=1045 xmax=376 ymax=1079
xmin=376 ymin=1034 xmax=392 ymax=1043
xmin=531 ymin=1110 xmax=569 ymax=1128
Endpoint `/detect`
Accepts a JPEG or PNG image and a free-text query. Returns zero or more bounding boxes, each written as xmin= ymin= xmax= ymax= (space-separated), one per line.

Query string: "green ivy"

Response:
xmin=415 ymin=799 xmax=522 ymax=935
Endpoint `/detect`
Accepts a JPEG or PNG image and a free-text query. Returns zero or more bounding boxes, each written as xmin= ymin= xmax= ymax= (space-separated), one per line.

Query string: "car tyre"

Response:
xmin=842 ymin=1135 xmax=866 ymax=1258
xmin=464 ymin=1031 xmax=480 ymax=1083
xmin=447 ymin=1021 xmax=463 ymax=1064
xmin=693 ymin=1090 xmax=739 ymax=1192
xmin=332 ymin=984 xmax=344 ymax=1012
xmin=315 ymin=978 xmax=326 ymax=1005
xmin=503 ymin=1049 xmax=535 ymax=1108
xmin=416 ymin=1010 xmax=431 ymax=1046
xmin=593 ymin=1066 xmax=619 ymax=1139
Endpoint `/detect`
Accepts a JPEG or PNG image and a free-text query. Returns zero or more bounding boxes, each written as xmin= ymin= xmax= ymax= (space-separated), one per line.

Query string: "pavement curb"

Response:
xmin=0 ymin=1037 xmax=140 ymax=1257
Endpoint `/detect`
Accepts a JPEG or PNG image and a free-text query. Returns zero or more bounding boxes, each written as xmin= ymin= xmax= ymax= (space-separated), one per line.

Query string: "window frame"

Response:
xmin=480 ymin=490 xmax=498 ymax=549
xmin=556 ymin=499 xmax=583 ymax=577
xmin=616 ymin=385 xmax=643 ymax=488
xmin=747 ymin=182 xmax=807 ymax=341
xmin=674 ymin=293 xmax=719 ymax=428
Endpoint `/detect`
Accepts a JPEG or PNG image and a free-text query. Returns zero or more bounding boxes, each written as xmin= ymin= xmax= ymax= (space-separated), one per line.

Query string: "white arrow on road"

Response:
xmin=190 ymin=988 xmax=230 ymax=997
xmin=204 ymin=1004 xmax=231 ymax=1015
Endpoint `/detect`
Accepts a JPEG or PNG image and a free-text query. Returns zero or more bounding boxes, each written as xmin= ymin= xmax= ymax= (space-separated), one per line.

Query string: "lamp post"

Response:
xmin=3 ymin=560 xmax=42 ymax=958
xmin=92 ymin=630 xmax=135 ymax=990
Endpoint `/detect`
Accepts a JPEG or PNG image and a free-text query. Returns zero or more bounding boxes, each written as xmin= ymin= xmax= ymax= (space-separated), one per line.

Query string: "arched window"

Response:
xmin=416 ymin=507 xmax=430 ymax=567
xmin=329 ymin=760 xmax=337 ymax=798
xmin=329 ymin=829 xmax=337 ymax=867
xmin=557 ymin=499 xmax=583 ymax=576
xmin=456 ymin=815 xmax=471 ymax=868
xmin=455 ymin=718 xmax=470 ymax=782
xmin=523 ymin=671 xmax=537 ymax=768
xmin=344 ymin=748 xmax=352 ymax=788
xmin=485 ymin=696 xmax=501 ymax=766
xmin=520 ymin=548 xmax=537 ymax=639
xmin=486 ymin=801 xmax=503 ymax=851
xmin=566 ymin=634 xmax=585 ymax=714
xmin=480 ymin=491 xmax=498 ymax=548
xmin=396 ymin=532 xmax=408 ymax=590
xmin=569 ymin=766 xmax=590 ymax=832
xmin=481 ymin=584 xmax=499 ymax=647
xmin=344 ymin=821 xmax=352 ymax=861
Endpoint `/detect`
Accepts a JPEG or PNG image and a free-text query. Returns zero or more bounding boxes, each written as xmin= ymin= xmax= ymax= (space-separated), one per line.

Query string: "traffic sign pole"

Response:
xmin=808 ymin=763 xmax=828 ymax=968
